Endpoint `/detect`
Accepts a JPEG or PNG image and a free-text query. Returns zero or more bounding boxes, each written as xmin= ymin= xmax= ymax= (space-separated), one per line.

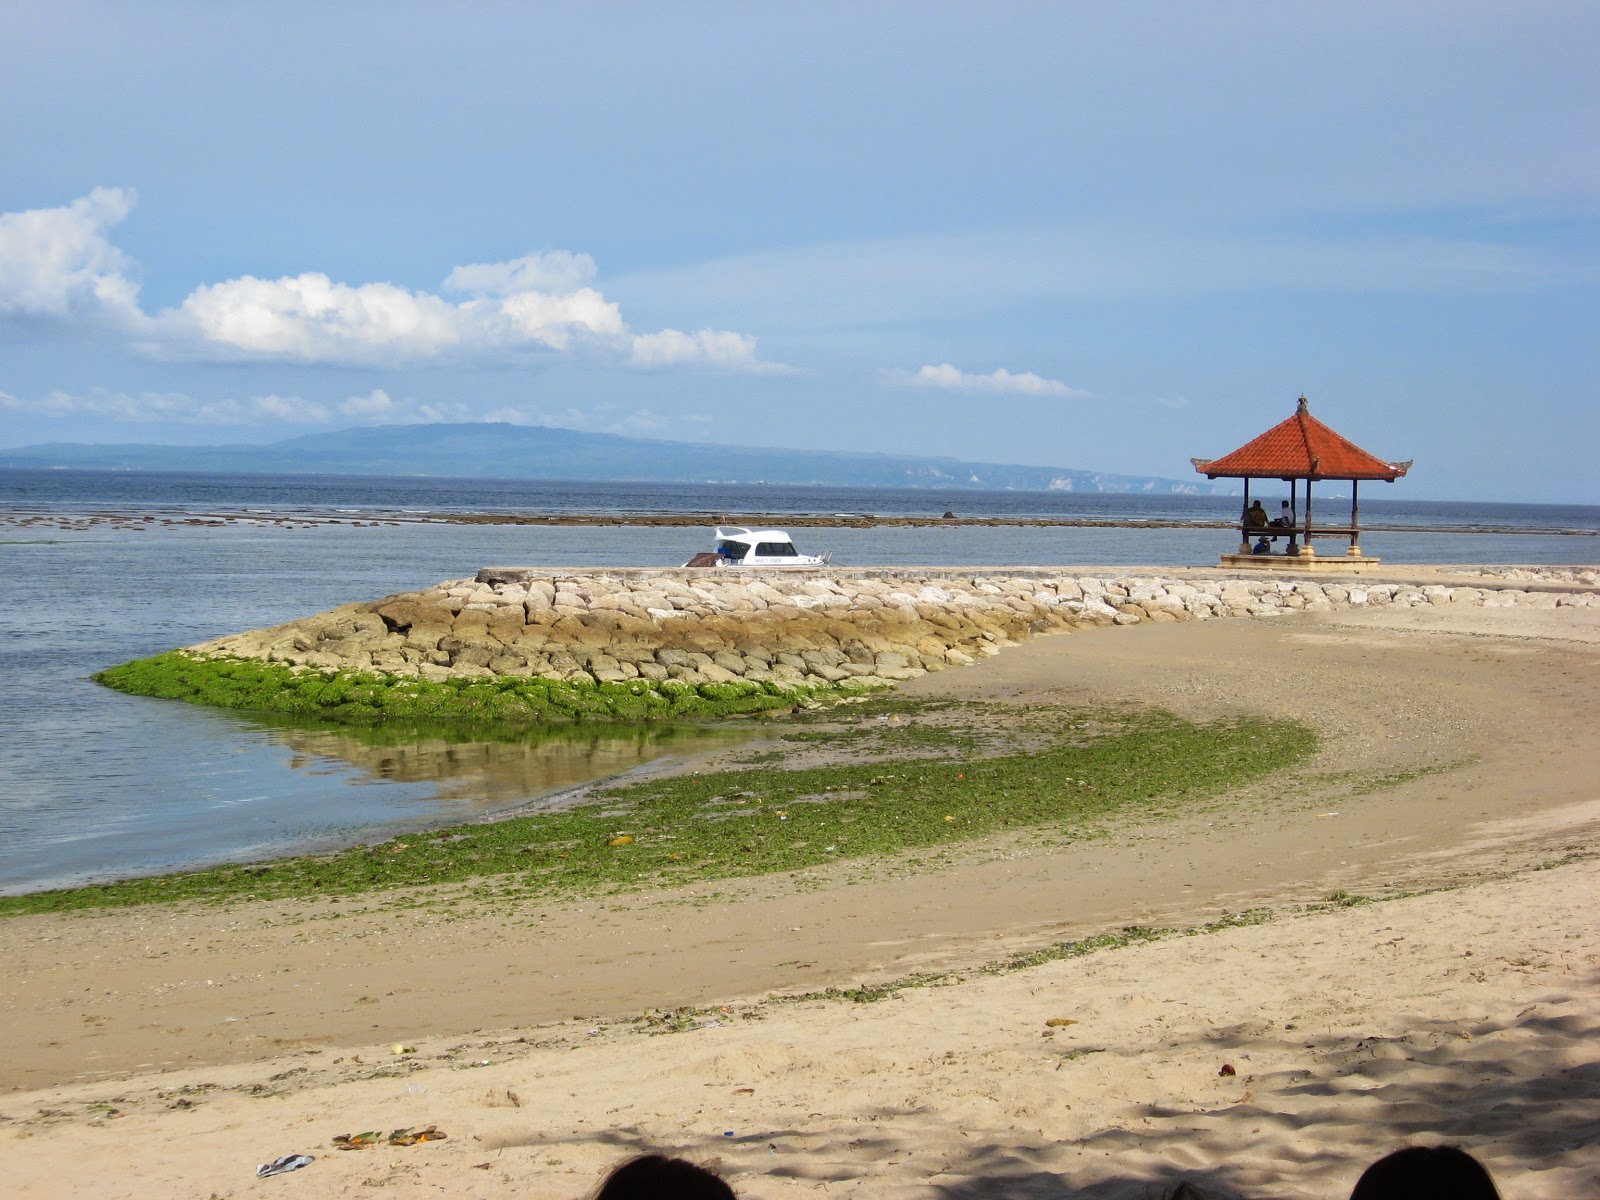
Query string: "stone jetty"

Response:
xmin=188 ymin=566 xmax=1600 ymax=693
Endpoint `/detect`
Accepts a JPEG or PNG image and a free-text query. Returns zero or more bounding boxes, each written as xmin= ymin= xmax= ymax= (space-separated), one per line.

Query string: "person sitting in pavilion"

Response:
xmin=1270 ymin=500 xmax=1298 ymax=552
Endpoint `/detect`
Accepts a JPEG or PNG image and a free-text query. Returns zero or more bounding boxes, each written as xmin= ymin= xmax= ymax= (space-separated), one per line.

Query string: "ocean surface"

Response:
xmin=4 ymin=469 xmax=1596 ymax=894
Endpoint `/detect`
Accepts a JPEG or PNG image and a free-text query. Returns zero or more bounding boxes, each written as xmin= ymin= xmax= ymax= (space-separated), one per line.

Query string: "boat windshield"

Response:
xmin=755 ymin=542 xmax=799 ymax=557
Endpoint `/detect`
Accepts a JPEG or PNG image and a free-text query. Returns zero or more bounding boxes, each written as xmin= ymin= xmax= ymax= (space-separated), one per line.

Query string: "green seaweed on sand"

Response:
xmin=93 ymin=650 xmax=861 ymax=725
xmin=0 ymin=703 xmax=1316 ymax=915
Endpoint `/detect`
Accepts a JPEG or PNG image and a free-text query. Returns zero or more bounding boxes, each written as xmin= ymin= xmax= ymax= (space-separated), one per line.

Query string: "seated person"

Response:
xmin=1252 ymin=537 xmax=1272 ymax=555
xmin=1349 ymin=1144 xmax=1501 ymax=1199
xmin=1243 ymin=500 xmax=1269 ymax=528
xmin=1270 ymin=500 xmax=1295 ymax=528
xmin=594 ymin=1154 xmax=736 ymax=1200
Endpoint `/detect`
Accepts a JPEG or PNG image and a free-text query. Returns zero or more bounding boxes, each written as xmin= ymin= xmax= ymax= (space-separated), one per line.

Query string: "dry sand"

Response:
xmin=4 ymin=599 xmax=1598 ymax=1198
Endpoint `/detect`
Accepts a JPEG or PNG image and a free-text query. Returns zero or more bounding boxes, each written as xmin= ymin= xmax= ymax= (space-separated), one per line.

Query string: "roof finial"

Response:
xmin=1297 ymin=394 xmax=1309 ymax=414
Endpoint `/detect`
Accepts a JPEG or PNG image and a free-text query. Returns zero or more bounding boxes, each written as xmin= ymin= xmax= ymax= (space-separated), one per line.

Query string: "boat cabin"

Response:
xmin=684 ymin=526 xmax=830 ymax=568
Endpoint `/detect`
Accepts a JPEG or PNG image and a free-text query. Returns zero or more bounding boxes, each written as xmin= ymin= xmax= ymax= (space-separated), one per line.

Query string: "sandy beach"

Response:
xmin=5 ymin=594 xmax=1598 ymax=1199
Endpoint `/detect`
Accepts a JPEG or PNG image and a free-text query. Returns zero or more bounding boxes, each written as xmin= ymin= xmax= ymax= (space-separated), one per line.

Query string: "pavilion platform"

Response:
xmin=1218 ymin=550 xmax=1384 ymax=572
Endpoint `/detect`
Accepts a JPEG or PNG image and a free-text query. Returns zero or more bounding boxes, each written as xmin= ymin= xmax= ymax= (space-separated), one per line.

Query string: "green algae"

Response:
xmin=0 ymin=700 xmax=1316 ymax=914
xmin=93 ymin=650 xmax=860 ymax=725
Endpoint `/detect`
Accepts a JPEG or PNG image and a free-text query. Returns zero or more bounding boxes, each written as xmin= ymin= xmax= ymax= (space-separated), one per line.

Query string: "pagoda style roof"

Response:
xmin=1192 ymin=396 xmax=1412 ymax=482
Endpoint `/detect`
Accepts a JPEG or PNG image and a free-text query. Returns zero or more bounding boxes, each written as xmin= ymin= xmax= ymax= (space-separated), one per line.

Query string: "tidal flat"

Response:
xmin=0 ymin=695 xmax=1313 ymax=914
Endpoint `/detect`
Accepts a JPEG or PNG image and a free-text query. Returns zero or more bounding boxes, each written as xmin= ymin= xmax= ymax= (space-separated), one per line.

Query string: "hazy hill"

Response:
xmin=0 ymin=422 xmax=1212 ymax=494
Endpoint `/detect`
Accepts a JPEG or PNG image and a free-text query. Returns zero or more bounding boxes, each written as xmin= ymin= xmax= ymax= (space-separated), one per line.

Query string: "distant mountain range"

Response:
xmin=0 ymin=422 xmax=1213 ymax=494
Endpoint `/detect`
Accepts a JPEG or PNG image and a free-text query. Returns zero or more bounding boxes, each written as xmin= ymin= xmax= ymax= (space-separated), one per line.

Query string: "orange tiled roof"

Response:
xmin=1193 ymin=397 xmax=1411 ymax=481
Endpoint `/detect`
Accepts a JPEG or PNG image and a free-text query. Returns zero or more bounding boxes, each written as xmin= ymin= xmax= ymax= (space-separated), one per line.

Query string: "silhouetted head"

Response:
xmin=594 ymin=1154 xmax=736 ymax=1200
xmin=1349 ymin=1145 xmax=1501 ymax=1200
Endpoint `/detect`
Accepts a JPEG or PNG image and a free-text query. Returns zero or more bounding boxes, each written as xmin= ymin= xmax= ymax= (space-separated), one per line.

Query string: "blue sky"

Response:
xmin=1 ymin=1 xmax=1595 ymax=502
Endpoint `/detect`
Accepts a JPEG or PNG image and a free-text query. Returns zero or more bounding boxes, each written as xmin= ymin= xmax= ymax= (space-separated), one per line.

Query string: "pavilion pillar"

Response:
xmin=1287 ymin=479 xmax=1299 ymax=554
xmin=1239 ymin=479 xmax=1253 ymax=554
xmin=1301 ymin=480 xmax=1315 ymax=556
xmin=1349 ymin=480 xmax=1363 ymax=556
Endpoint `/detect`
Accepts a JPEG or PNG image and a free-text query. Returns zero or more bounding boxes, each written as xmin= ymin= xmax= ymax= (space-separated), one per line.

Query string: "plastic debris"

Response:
xmin=257 ymin=1154 xmax=315 ymax=1177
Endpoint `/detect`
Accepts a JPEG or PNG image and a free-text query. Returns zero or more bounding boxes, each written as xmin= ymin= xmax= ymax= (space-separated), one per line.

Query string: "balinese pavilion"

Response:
xmin=1192 ymin=396 xmax=1412 ymax=570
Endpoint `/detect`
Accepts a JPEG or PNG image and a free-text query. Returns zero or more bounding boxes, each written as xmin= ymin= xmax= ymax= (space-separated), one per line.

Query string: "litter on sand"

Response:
xmin=332 ymin=1126 xmax=447 ymax=1149
xmin=388 ymin=1126 xmax=447 ymax=1145
xmin=256 ymin=1154 xmax=315 ymax=1177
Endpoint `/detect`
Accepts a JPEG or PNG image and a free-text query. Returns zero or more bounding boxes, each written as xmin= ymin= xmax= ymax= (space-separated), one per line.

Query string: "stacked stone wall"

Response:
xmin=191 ymin=569 xmax=1599 ymax=693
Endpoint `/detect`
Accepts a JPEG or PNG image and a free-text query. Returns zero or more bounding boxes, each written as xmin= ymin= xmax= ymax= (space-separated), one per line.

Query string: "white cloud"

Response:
xmin=629 ymin=327 xmax=795 ymax=373
xmin=1 ymin=191 xmax=784 ymax=373
xmin=241 ymin=393 xmax=334 ymax=423
xmin=335 ymin=388 xmax=403 ymax=419
xmin=0 ymin=188 xmax=141 ymax=322
xmin=479 ymin=402 xmax=710 ymax=439
xmin=334 ymin=389 xmax=474 ymax=424
xmin=0 ymin=386 xmax=332 ymax=425
xmin=883 ymin=363 xmax=1088 ymax=398
xmin=443 ymin=250 xmax=596 ymax=296
xmin=154 ymin=269 xmax=626 ymax=366
xmin=0 ymin=385 xmax=479 ymax=426
xmin=163 ymin=274 xmax=468 ymax=364
xmin=496 ymin=286 xmax=624 ymax=351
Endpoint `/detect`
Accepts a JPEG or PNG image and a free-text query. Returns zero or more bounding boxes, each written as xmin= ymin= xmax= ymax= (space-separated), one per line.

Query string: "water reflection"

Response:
xmin=1 ymin=700 xmax=758 ymax=893
xmin=241 ymin=713 xmax=755 ymax=817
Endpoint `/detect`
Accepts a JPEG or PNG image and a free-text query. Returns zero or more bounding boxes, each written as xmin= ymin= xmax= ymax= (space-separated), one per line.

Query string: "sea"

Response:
xmin=3 ymin=468 xmax=1596 ymax=895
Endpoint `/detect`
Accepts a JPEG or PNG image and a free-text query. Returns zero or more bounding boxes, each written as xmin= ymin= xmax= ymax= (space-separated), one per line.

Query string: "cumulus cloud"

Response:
xmin=882 ymin=363 xmax=1088 ymax=398
xmin=152 ymin=267 xmax=627 ymax=366
xmin=495 ymin=285 xmax=624 ymax=350
xmin=162 ymin=275 xmax=467 ymax=364
xmin=1 ymin=191 xmax=786 ymax=373
xmin=0 ymin=188 xmax=142 ymax=322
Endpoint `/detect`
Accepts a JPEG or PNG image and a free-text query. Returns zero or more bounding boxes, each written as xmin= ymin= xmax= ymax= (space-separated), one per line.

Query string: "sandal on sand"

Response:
xmin=332 ymin=1131 xmax=384 ymax=1149
xmin=257 ymin=1154 xmax=315 ymax=1177
xmin=388 ymin=1126 xmax=447 ymax=1146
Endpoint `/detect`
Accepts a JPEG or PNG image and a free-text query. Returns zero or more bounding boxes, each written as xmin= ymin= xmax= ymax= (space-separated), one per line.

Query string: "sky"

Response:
xmin=0 ymin=1 xmax=1595 ymax=503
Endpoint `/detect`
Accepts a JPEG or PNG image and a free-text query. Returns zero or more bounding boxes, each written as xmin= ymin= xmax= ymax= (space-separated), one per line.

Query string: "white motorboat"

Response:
xmin=683 ymin=526 xmax=831 ymax=568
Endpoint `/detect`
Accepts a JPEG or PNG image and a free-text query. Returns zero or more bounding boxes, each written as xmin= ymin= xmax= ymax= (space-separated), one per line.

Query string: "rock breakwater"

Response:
xmin=191 ymin=567 xmax=1599 ymax=693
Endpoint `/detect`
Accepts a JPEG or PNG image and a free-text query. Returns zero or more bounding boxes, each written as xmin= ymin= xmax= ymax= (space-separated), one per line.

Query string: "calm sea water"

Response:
xmin=3 ymin=470 xmax=1595 ymax=894
xmin=7 ymin=467 xmax=1600 ymax=532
